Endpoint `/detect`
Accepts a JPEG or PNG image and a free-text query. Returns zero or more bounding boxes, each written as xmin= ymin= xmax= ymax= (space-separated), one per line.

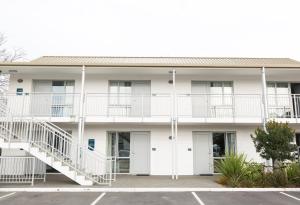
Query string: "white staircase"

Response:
xmin=0 ymin=104 xmax=114 ymax=186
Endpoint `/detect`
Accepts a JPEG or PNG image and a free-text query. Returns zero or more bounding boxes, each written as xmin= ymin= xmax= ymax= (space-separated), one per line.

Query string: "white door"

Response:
xmin=31 ymin=80 xmax=52 ymax=116
xmin=193 ymin=132 xmax=213 ymax=175
xmin=131 ymin=81 xmax=151 ymax=117
xmin=130 ymin=132 xmax=150 ymax=175
xmin=191 ymin=82 xmax=209 ymax=117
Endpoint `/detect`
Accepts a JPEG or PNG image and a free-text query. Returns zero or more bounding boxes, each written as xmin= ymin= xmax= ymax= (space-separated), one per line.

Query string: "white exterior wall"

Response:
xmin=9 ymin=73 xmax=265 ymax=95
xmin=57 ymin=124 xmax=265 ymax=175
xmin=5 ymin=69 xmax=300 ymax=176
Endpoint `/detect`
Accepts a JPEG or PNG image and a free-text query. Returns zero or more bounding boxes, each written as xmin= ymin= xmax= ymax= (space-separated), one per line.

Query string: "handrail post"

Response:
xmin=8 ymin=117 xmax=13 ymax=148
xmin=31 ymin=157 xmax=35 ymax=186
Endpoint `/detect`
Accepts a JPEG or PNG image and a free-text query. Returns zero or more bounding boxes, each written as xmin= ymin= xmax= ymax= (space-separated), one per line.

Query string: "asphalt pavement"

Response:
xmin=0 ymin=191 xmax=299 ymax=205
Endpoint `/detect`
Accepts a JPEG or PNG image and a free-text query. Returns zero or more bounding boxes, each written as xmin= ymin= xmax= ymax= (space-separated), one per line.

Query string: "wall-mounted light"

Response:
xmin=17 ymin=79 xmax=23 ymax=83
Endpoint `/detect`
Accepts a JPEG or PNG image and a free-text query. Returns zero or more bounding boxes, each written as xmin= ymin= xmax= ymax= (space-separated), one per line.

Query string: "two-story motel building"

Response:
xmin=1 ymin=56 xmax=300 ymax=183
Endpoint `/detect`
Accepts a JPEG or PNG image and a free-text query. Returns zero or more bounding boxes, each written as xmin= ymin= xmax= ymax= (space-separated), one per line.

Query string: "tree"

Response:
xmin=0 ymin=33 xmax=25 ymax=62
xmin=251 ymin=120 xmax=297 ymax=168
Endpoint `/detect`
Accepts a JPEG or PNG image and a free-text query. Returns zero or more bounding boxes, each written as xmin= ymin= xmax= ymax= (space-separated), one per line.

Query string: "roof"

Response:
xmin=1 ymin=56 xmax=300 ymax=68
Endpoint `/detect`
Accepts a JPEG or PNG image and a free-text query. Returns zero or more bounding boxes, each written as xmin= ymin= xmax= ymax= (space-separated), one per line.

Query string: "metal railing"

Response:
xmin=177 ymin=94 xmax=263 ymax=119
xmin=267 ymin=94 xmax=300 ymax=118
xmin=0 ymin=104 xmax=114 ymax=185
xmin=85 ymin=93 xmax=171 ymax=118
xmin=0 ymin=93 xmax=80 ymax=118
xmin=0 ymin=156 xmax=46 ymax=186
xmin=2 ymin=92 xmax=300 ymax=121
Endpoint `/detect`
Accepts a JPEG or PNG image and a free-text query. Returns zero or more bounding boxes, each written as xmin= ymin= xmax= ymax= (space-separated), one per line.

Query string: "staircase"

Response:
xmin=0 ymin=103 xmax=114 ymax=186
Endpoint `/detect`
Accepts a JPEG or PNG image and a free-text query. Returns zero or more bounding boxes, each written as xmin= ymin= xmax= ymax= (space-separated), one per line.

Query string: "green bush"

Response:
xmin=286 ymin=162 xmax=300 ymax=185
xmin=216 ymin=153 xmax=249 ymax=187
xmin=216 ymin=153 xmax=300 ymax=187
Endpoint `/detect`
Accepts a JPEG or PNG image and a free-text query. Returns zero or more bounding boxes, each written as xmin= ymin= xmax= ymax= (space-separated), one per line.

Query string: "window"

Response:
xmin=267 ymin=82 xmax=291 ymax=117
xmin=213 ymin=132 xmax=236 ymax=172
xmin=88 ymin=139 xmax=95 ymax=151
xmin=210 ymin=82 xmax=233 ymax=106
xmin=51 ymin=80 xmax=75 ymax=117
xmin=109 ymin=81 xmax=132 ymax=105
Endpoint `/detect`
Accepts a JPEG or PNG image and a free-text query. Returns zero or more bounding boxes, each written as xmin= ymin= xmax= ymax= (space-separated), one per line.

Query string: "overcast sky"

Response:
xmin=1 ymin=0 xmax=300 ymax=61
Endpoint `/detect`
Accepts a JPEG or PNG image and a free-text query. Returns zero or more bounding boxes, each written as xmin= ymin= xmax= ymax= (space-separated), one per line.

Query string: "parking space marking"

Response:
xmin=191 ymin=192 xmax=205 ymax=205
xmin=90 ymin=192 xmax=106 ymax=205
xmin=0 ymin=192 xmax=16 ymax=200
xmin=280 ymin=192 xmax=300 ymax=201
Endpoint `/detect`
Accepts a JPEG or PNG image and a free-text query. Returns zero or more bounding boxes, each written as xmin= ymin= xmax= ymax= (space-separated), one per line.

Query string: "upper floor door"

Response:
xmin=108 ymin=80 xmax=151 ymax=117
xmin=31 ymin=80 xmax=75 ymax=117
xmin=191 ymin=81 xmax=233 ymax=118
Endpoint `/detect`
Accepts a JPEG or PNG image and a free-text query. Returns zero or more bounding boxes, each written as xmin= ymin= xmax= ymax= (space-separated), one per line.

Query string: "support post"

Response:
xmin=261 ymin=67 xmax=268 ymax=132
xmin=261 ymin=67 xmax=272 ymax=169
xmin=171 ymin=69 xmax=178 ymax=180
xmin=78 ymin=65 xmax=86 ymax=167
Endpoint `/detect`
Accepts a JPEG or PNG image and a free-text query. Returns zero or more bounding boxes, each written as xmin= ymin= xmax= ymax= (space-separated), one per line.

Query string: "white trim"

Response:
xmin=0 ymin=188 xmax=300 ymax=192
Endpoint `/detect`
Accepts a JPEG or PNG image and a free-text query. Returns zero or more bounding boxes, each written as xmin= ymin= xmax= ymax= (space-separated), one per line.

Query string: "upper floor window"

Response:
xmin=210 ymin=82 xmax=233 ymax=106
xmin=109 ymin=81 xmax=132 ymax=105
xmin=192 ymin=81 xmax=233 ymax=106
xmin=267 ymin=82 xmax=289 ymax=107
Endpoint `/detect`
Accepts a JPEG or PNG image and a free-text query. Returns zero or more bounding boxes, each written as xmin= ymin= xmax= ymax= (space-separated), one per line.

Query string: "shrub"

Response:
xmin=286 ymin=162 xmax=300 ymax=185
xmin=264 ymin=168 xmax=288 ymax=187
xmin=216 ymin=153 xmax=249 ymax=187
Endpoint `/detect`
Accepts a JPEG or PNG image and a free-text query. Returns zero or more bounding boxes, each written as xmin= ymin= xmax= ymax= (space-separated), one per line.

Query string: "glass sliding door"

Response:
xmin=52 ymin=80 xmax=75 ymax=117
xmin=32 ymin=80 xmax=74 ymax=117
xmin=267 ymin=82 xmax=291 ymax=118
xmin=191 ymin=81 xmax=233 ymax=118
xmin=212 ymin=132 xmax=236 ymax=173
xmin=107 ymin=132 xmax=130 ymax=173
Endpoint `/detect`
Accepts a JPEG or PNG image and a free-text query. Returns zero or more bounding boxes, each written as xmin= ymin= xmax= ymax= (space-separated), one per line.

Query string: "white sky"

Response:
xmin=1 ymin=0 xmax=300 ymax=61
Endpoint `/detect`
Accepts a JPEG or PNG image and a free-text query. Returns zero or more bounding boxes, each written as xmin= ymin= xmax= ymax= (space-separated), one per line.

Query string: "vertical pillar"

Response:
xmin=77 ymin=65 xmax=86 ymax=168
xmin=261 ymin=67 xmax=268 ymax=132
xmin=261 ymin=67 xmax=272 ymax=169
xmin=171 ymin=69 xmax=178 ymax=179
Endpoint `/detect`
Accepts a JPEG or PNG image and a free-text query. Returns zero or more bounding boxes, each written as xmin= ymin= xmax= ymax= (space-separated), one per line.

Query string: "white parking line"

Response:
xmin=90 ymin=192 xmax=106 ymax=205
xmin=280 ymin=192 xmax=300 ymax=201
xmin=0 ymin=192 xmax=16 ymax=200
xmin=191 ymin=192 xmax=205 ymax=205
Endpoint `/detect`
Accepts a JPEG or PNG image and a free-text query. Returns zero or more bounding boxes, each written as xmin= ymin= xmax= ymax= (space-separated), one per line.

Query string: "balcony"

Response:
xmin=177 ymin=94 xmax=263 ymax=123
xmin=2 ymin=93 xmax=300 ymax=124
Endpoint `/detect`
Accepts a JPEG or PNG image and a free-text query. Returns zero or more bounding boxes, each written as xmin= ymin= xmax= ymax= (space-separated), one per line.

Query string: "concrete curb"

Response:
xmin=0 ymin=187 xmax=299 ymax=192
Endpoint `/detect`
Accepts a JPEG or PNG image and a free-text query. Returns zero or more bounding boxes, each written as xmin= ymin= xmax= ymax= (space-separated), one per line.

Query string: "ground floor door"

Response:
xmin=130 ymin=132 xmax=150 ymax=175
xmin=193 ymin=131 xmax=236 ymax=175
xmin=107 ymin=131 xmax=150 ymax=175
xmin=193 ymin=132 xmax=213 ymax=175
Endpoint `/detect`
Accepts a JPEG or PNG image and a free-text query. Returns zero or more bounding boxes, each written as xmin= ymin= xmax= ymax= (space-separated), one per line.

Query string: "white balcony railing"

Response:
xmin=0 ymin=93 xmax=80 ymax=118
xmin=177 ymin=94 xmax=263 ymax=119
xmin=85 ymin=93 xmax=171 ymax=118
xmin=2 ymin=92 xmax=300 ymax=121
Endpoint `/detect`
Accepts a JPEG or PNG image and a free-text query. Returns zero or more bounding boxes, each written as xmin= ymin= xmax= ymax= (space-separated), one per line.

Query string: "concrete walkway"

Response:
xmin=0 ymin=174 xmax=223 ymax=188
xmin=111 ymin=175 xmax=223 ymax=188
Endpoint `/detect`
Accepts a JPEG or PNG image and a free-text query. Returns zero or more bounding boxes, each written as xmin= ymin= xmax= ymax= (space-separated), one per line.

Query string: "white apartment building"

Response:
xmin=0 ymin=56 xmax=300 ymax=185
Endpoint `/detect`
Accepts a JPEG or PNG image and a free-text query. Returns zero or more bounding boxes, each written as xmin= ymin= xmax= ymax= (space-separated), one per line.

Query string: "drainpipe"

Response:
xmin=78 ymin=65 xmax=86 ymax=167
xmin=261 ymin=67 xmax=268 ymax=132
xmin=171 ymin=69 xmax=178 ymax=180
xmin=261 ymin=67 xmax=272 ymax=169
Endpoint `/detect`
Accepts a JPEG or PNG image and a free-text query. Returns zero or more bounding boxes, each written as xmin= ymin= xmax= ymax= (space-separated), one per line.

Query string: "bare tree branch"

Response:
xmin=0 ymin=33 xmax=26 ymax=62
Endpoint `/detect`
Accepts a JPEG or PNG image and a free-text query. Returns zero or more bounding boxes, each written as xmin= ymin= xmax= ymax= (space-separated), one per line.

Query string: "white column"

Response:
xmin=171 ymin=69 xmax=178 ymax=180
xmin=78 ymin=65 xmax=86 ymax=145
xmin=261 ymin=66 xmax=268 ymax=132
xmin=261 ymin=67 xmax=272 ymax=169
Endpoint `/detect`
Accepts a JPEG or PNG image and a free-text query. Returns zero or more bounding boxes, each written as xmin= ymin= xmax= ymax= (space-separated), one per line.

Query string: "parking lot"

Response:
xmin=0 ymin=191 xmax=299 ymax=205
